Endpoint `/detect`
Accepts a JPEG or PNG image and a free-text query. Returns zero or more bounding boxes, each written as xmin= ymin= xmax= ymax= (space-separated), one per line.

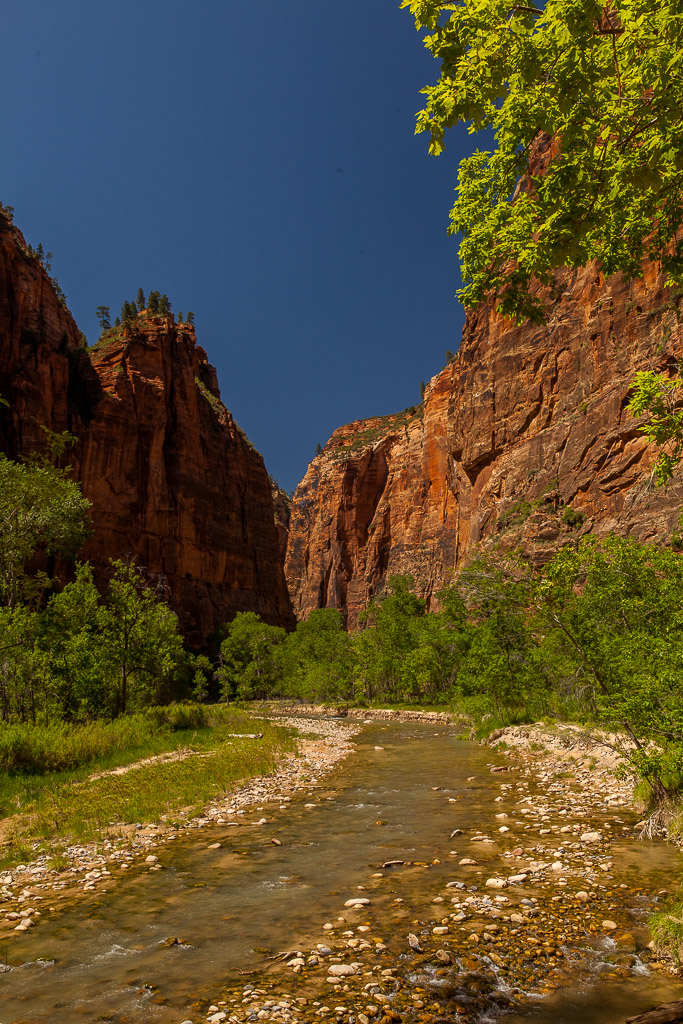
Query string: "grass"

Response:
xmin=0 ymin=705 xmax=296 ymax=868
xmin=330 ymin=407 xmax=424 ymax=458
xmin=651 ymin=898 xmax=683 ymax=962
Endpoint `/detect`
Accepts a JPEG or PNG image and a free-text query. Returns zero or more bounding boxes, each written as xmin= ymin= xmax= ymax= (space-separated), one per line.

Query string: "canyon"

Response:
xmin=286 ymin=261 xmax=683 ymax=627
xmin=0 ymin=211 xmax=293 ymax=643
xmin=3 ymin=203 xmax=683 ymax=637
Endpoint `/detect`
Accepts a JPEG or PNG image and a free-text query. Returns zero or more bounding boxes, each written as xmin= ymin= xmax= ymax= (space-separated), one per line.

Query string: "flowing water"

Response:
xmin=1 ymin=721 xmax=681 ymax=1024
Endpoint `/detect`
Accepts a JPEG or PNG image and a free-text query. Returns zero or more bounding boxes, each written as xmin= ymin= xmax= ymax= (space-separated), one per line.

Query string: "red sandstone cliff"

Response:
xmin=286 ymin=261 xmax=683 ymax=627
xmin=0 ymin=212 xmax=293 ymax=642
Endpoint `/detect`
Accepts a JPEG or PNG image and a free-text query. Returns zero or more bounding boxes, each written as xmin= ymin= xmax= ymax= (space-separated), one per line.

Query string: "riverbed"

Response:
xmin=1 ymin=719 xmax=681 ymax=1024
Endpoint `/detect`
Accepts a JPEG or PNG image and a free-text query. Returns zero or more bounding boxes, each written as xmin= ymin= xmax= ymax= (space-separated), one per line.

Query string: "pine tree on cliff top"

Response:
xmin=136 ymin=288 xmax=146 ymax=311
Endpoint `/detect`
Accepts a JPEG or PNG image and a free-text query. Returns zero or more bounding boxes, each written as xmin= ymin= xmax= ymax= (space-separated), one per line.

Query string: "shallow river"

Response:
xmin=1 ymin=721 xmax=681 ymax=1023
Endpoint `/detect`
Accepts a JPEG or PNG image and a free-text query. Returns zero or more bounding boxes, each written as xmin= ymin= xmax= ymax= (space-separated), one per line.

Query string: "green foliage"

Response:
xmin=561 ymin=505 xmax=585 ymax=528
xmin=219 ymin=612 xmax=287 ymax=700
xmin=284 ymin=609 xmax=355 ymax=702
xmin=402 ymin=0 xmax=683 ymax=322
xmin=0 ymin=455 xmax=91 ymax=609
xmin=628 ymin=371 xmax=683 ymax=484
xmin=95 ymin=305 xmax=111 ymax=330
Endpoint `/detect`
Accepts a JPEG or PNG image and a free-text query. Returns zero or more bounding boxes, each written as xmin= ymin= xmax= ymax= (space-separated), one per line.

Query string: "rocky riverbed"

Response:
xmin=0 ymin=716 xmax=360 ymax=945
xmin=190 ymin=717 xmax=681 ymax=1024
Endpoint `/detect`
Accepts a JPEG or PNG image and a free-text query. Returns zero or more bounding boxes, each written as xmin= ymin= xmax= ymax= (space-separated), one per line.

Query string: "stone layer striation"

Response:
xmin=0 ymin=216 xmax=293 ymax=642
xmin=286 ymin=262 xmax=683 ymax=627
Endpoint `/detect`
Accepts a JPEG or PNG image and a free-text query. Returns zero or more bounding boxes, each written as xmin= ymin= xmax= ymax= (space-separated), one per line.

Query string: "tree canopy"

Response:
xmin=402 ymin=0 xmax=683 ymax=322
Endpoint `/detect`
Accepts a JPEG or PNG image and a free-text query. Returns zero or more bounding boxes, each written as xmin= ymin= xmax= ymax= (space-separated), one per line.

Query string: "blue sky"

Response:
xmin=3 ymin=0 xmax=474 ymax=492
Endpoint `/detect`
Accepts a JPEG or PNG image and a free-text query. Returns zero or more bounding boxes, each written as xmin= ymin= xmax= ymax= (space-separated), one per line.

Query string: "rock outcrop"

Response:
xmin=0 ymin=212 xmax=293 ymax=642
xmin=286 ymin=261 xmax=683 ymax=627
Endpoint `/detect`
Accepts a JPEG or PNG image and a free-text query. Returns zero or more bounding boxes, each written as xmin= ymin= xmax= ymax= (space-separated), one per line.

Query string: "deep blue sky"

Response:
xmin=3 ymin=0 xmax=473 ymax=492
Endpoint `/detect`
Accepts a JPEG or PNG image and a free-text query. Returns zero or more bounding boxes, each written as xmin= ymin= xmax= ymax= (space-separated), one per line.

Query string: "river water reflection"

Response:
xmin=1 ymin=721 xmax=681 ymax=1023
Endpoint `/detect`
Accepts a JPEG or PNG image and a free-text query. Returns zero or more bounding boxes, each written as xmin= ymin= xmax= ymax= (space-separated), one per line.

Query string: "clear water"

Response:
xmin=1 ymin=721 xmax=680 ymax=1023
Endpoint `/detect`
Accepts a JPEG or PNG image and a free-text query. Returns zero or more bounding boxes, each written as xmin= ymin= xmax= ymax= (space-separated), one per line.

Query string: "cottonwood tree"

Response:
xmin=0 ymin=455 xmax=91 ymax=609
xmin=402 ymin=0 xmax=683 ymax=323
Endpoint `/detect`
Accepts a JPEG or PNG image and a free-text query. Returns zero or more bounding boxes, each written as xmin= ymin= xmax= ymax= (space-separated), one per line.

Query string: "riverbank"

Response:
xmin=192 ymin=714 xmax=682 ymax=1024
xmin=0 ymin=714 xmax=360 ymax=946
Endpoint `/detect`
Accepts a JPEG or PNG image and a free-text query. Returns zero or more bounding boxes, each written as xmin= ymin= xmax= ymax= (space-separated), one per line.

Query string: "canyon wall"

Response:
xmin=286 ymin=261 xmax=683 ymax=627
xmin=0 ymin=212 xmax=293 ymax=642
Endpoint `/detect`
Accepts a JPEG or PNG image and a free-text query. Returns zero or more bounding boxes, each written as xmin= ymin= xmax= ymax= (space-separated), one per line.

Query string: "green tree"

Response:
xmin=0 ymin=605 xmax=44 ymax=723
xmin=284 ymin=609 xmax=356 ymax=702
xmin=186 ymin=311 xmax=194 ymax=325
xmin=39 ymin=563 xmax=109 ymax=719
xmin=354 ymin=576 xmax=427 ymax=702
xmin=453 ymin=558 xmax=545 ymax=720
xmin=97 ymin=561 xmax=184 ymax=715
xmin=95 ymin=306 xmax=111 ymax=331
xmin=402 ymin=0 xmax=683 ymax=323
xmin=0 ymin=455 xmax=91 ymax=609
xmin=136 ymin=288 xmax=146 ymax=311
xmin=218 ymin=612 xmax=286 ymax=700
xmin=159 ymin=293 xmax=171 ymax=315
xmin=537 ymin=537 xmax=683 ymax=800
xmin=627 ymin=371 xmax=683 ymax=485
xmin=148 ymin=291 xmax=161 ymax=314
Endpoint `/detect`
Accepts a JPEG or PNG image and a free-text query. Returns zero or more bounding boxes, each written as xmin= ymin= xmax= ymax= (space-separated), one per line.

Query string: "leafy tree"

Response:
xmin=0 ymin=605 xmax=44 ymax=723
xmin=218 ymin=612 xmax=286 ymax=700
xmin=136 ymin=288 xmax=146 ymax=311
xmin=39 ymin=563 xmax=108 ymax=719
xmin=95 ymin=306 xmax=111 ymax=331
xmin=0 ymin=455 xmax=91 ymax=609
xmin=97 ymin=561 xmax=184 ymax=715
xmin=627 ymin=371 xmax=683 ymax=485
xmin=537 ymin=537 xmax=683 ymax=800
xmin=402 ymin=0 xmax=683 ymax=323
xmin=355 ymin=576 xmax=427 ymax=701
xmin=284 ymin=609 xmax=356 ymax=702
xmin=453 ymin=558 xmax=546 ymax=720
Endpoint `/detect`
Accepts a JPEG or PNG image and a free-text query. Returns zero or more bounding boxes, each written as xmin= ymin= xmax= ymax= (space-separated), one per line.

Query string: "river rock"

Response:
xmin=486 ymin=878 xmax=507 ymax=889
xmin=602 ymin=920 xmax=618 ymax=931
xmin=344 ymin=898 xmax=370 ymax=907
xmin=581 ymin=832 xmax=601 ymax=842
xmin=327 ymin=964 xmax=356 ymax=977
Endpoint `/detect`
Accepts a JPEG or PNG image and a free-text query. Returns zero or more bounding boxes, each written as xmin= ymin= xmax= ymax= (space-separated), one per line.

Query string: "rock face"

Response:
xmin=0 ymin=213 xmax=293 ymax=642
xmin=286 ymin=261 xmax=683 ymax=627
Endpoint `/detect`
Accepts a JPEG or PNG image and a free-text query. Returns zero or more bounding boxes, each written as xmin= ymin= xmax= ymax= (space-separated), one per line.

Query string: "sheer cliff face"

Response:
xmin=286 ymin=261 xmax=683 ymax=628
xmin=0 ymin=217 xmax=293 ymax=642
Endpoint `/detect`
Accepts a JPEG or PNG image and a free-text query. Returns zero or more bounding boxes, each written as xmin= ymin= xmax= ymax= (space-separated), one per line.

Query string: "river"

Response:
xmin=1 ymin=720 xmax=681 ymax=1024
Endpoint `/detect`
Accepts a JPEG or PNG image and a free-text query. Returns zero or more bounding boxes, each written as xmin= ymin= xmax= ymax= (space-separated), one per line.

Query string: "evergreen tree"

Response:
xmin=186 ymin=311 xmax=194 ymax=325
xmin=36 ymin=242 xmax=44 ymax=262
xmin=177 ymin=311 xmax=183 ymax=324
xmin=159 ymin=294 xmax=171 ymax=315
xmin=95 ymin=306 xmax=111 ymax=331
xmin=114 ymin=316 xmax=120 ymax=327
xmin=136 ymin=288 xmax=146 ymax=311
xmin=148 ymin=291 xmax=160 ymax=314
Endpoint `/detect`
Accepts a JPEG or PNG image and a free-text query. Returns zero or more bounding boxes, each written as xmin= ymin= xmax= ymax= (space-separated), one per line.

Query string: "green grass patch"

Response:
xmin=0 ymin=705 xmax=296 ymax=867
xmin=651 ymin=897 xmax=683 ymax=962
